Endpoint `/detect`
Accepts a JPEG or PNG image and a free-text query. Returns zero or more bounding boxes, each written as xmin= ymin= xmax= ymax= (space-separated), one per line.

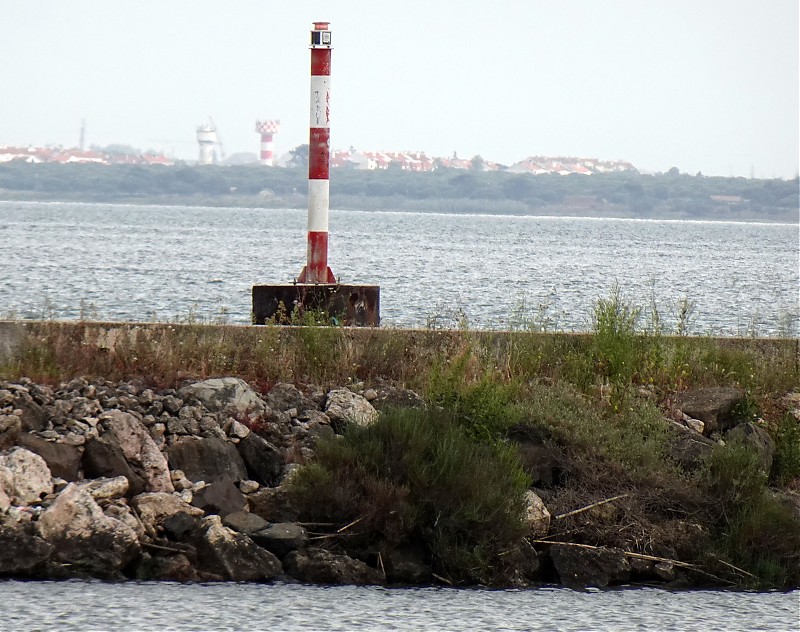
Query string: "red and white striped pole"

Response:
xmin=255 ymin=120 xmax=280 ymax=166
xmin=298 ymin=21 xmax=336 ymax=284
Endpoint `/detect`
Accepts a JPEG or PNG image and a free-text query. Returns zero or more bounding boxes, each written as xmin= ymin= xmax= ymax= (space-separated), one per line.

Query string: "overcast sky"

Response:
xmin=1 ymin=1 xmax=798 ymax=178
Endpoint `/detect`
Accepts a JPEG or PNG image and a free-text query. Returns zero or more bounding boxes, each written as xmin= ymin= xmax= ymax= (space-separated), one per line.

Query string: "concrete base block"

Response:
xmin=252 ymin=284 xmax=380 ymax=327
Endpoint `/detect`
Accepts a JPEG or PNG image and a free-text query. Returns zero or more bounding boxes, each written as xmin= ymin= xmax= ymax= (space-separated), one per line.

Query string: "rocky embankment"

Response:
xmin=0 ymin=376 xmax=794 ymax=587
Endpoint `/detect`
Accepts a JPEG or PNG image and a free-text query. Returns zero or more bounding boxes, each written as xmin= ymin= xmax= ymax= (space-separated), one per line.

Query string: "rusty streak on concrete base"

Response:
xmin=252 ymin=284 xmax=380 ymax=327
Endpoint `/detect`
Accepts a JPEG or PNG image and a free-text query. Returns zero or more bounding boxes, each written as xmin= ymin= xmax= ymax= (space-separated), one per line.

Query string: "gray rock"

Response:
xmin=193 ymin=515 xmax=282 ymax=581
xmin=0 ymin=447 xmax=53 ymax=505
xmin=325 ymin=389 xmax=378 ymax=433
xmin=726 ymin=421 xmax=776 ymax=474
xmin=37 ymin=483 xmax=140 ymax=573
xmin=248 ymin=486 xmax=301 ymax=523
xmin=250 ymin=522 xmax=308 ymax=558
xmin=237 ymin=433 xmax=284 ymax=487
xmin=168 ymin=437 xmax=248 ymax=484
xmin=676 ymin=387 xmax=746 ymax=434
xmin=82 ymin=437 xmax=146 ymax=496
xmin=191 ymin=479 xmax=247 ymax=517
xmin=77 ymin=476 xmax=130 ymax=501
xmin=523 ymin=490 xmax=551 ymax=537
xmin=131 ymin=492 xmax=204 ymax=537
xmin=370 ymin=386 xmax=425 ymax=412
xmin=98 ymin=410 xmax=173 ymax=493
xmin=669 ymin=422 xmax=718 ymax=470
xmin=180 ymin=378 xmax=265 ymax=415
xmin=222 ymin=510 xmax=269 ymax=534
xmin=266 ymin=382 xmax=315 ymax=413
xmin=549 ymin=545 xmax=631 ymax=588
xmin=284 ymin=547 xmax=384 ymax=585
xmin=0 ymin=522 xmax=54 ymax=575
xmin=17 ymin=434 xmax=81 ymax=482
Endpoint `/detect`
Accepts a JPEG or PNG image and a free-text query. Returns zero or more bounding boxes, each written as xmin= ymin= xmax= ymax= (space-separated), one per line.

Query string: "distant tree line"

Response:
xmin=0 ymin=160 xmax=796 ymax=221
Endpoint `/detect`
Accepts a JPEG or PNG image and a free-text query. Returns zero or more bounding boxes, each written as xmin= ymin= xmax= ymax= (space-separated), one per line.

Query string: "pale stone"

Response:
xmin=37 ymin=483 xmax=140 ymax=570
xmin=325 ymin=389 xmax=378 ymax=432
xmin=78 ymin=476 xmax=130 ymax=501
xmin=682 ymin=415 xmax=705 ymax=434
xmin=524 ymin=490 xmax=551 ymax=538
xmin=98 ymin=410 xmax=173 ymax=493
xmin=239 ymin=479 xmax=260 ymax=494
xmin=0 ymin=448 xmax=53 ymax=505
xmin=0 ymin=466 xmax=13 ymax=512
xmin=179 ymin=378 xmax=266 ymax=415
xmin=130 ymin=492 xmax=203 ymax=532
xmin=230 ymin=420 xmax=251 ymax=439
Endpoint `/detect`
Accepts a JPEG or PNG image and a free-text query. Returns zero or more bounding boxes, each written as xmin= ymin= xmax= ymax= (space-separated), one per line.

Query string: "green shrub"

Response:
xmin=288 ymin=408 xmax=531 ymax=585
xmin=772 ymin=414 xmax=800 ymax=485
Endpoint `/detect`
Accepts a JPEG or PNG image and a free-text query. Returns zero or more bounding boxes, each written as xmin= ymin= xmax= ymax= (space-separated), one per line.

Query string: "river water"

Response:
xmin=0 ymin=201 xmax=797 ymax=335
xmin=0 ymin=202 xmax=799 ymax=627
xmin=0 ymin=580 xmax=797 ymax=631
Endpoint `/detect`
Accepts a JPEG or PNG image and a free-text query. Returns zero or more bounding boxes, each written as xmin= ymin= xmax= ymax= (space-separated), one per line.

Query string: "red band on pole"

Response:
xmin=308 ymin=128 xmax=330 ymax=180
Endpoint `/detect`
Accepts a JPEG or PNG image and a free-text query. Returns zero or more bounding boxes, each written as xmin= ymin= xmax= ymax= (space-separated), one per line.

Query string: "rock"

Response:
xmin=82 ymin=437 xmax=146 ymax=496
xmin=237 ymin=433 xmax=284 ymax=487
xmin=668 ymin=423 xmax=718 ymax=470
xmin=229 ymin=420 xmax=250 ymax=439
xmin=363 ymin=388 xmax=378 ymax=402
xmin=222 ymin=511 xmax=269 ymax=535
xmin=239 ymin=479 xmax=260 ymax=494
xmin=523 ymin=490 xmax=551 ymax=537
xmin=248 ymin=486 xmax=301 ymax=523
xmin=369 ymin=385 xmax=426 ymax=412
xmin=676 ymin=387 xmax=746 ymax=434
xmin=180 ymin=378 xmax=265 ymax=415
xmin=161 ymin=395 xmax=184 ymax=414
xmin=0 ymin=413 xmax=21 ymax=436
xmin=726 ymin=422 xmax=776 ymax=473
xmin=37 ymin=483 xmax=140 ymax=573
xmin=98 ymin=410 xmax=173 ymax=493
xmin=250 ymin=522 xmax=308 ymax=558
xmin=167 ymin=437 xmax=248 ymax=484
xmin=77 ymin=476 xmax=130 ymax=501
xmin=131 ymin=492 xmax=204 ymax=536
xmin=0 ymin=467 xmax=13 ymax=512
xmin=654 ymin=561 xmax=676 ymax=581
xmin=549 ymin=545 xmax=631 ymax=588
xmin=134 ymin=552 xmax=205 ymax=582
xmin=682 ymin=415 xmax=705 ymax=435
xmin=14 ymin=394 xmax=47 ymax=432
xmin=193 ymin=515 xmax=282 ymax=581
xmin=284 ymin=547 xmax=384 ymax=585
xmin=0 ymin=522 xmax=54 ymax=575
xmin=16 ymin=434 xmax=81 ymax=481
xmin=191 ymin=479 xmax=247 ymax=517
xmin=0 ymin=447 xmax=53 ymax=505
xmin=162 ymin=512 xmax=201 ymax=541
xmin=384 ymin=545 xmax=433 ymax=585
xmin=266 ymin=382 xmax=314 ymax=413
xmin=325 ymin=389 xmax=378 ymax=433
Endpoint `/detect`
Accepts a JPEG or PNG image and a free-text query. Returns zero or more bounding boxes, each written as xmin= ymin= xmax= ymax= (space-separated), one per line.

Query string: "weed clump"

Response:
xmin=287 ymin=408 xmax=531 ymax=585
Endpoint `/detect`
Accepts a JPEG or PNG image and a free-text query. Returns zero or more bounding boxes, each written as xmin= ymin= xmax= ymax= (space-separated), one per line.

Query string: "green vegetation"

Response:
xmin=0 ymin=161 xmax=796 ymax=221
xmin=1 ymin=286 xmax=798 ymax=587
xmin=288 ymin=408 xmax=531 ymax=585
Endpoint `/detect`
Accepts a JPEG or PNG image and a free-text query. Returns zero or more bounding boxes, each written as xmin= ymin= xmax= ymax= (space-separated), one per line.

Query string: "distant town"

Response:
xmin=0 ymin=144 xmax=637 ymax=176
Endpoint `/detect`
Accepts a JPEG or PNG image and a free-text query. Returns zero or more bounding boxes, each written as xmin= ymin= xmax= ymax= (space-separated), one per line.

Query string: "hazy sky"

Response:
xmin=2 ymin=1 xmax=798 ymax=178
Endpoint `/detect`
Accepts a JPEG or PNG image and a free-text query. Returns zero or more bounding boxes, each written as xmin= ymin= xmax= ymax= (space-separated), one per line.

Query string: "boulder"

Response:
xmin=523 ymin=490 xmax=551 ymax=538
xmin=37 ymin=483 xmax=140 ymax=573
xmin=0 ymin=447 xmax=53 ymax=505
xmin=0 ymin=522 xmax=54 ymax=575
xmin=250 ymin=522 xmax=308 ymax=558
xmin=162 ymin=512 xmax=201 ymax=541
xmin=284 ymin=547 xmax=384 ymax=585
xmin=383 ymin=545 xmax=433 ymax=585
xmin=248 ymin=486 xmax=301 ymax=523
xmin=179 ymin=378 xmax=265 ymax=415
xmin=77 ymin=476 xmax=130 ymax=501
xmin=82 ymin=437 xmax=146 ymax=496
xmin=726 ymin=422 xmax=776 ymax=474
xmin=222 ymin=510 xmax=269 ymax=535
xmin=668 ymin=423 xmax=718 ymax=470
xmin=325 ymin=389 xmax=378 ymax=433
xmin=14 ymin=394 xmax=48 ymax=432
xmin=237 ymin=433 xmax=284 ymax=487
xmin=134 ymin=552 xmax=206 ymax=582
xmin=0 ymin=467 xmax=12 ymax=512
xmin=17 ymin=434 xmax=81 ymax=481
xmin=193 ymin=515 xmax=282 ymax=581
xmin=98 ymin=410 xmax=173 ymax=493
xmin=130 ymin=492 xmax=204 ymax=536
xmin=370 ymin=386 xmax=426 ymax=412
xmin=266 ymin=382 xmax=316 ymax=413
xmin=191 ymin=479 xmax=247 ymax=517
xmin=167 ymin=437 xmax=248 ymax=484
xmin=676 ymin=387 xmax=746 ymax=434
xmin=549 ymin=544 xmax=630 ymax=588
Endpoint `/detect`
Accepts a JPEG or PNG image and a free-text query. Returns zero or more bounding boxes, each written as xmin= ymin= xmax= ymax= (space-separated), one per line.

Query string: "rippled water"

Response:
xmin=0 ymin=201 xmax=797 ymax=335
xmin=1 ymin=580 xmax=797 ymax=632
